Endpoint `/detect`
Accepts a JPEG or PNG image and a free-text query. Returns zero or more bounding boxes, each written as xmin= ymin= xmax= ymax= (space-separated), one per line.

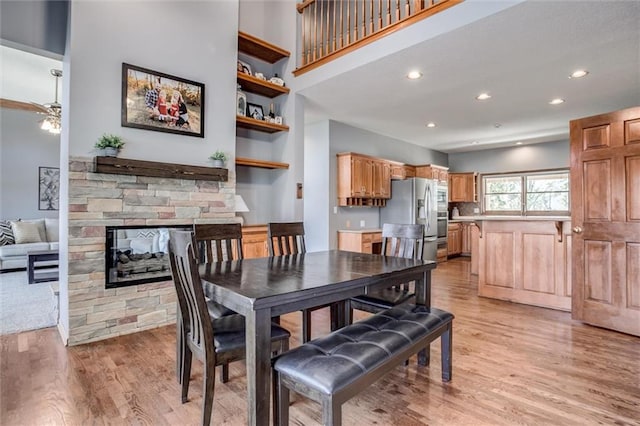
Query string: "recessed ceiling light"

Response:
xmin=516 ymin=141 xmax=523 ymax=145
xmin=549 ymin=98 xmax=565 ymax=105
xmin=407 ymin=70 xmax=422 ymax=80
xmin=476 ymin=93 xmax=491 ymax=101
xmin=471 ymin=141 xmax=480 ymax=145
xmin=494 ymin=123 xmax=502 ymax=128
xmin=569 ymin=70 xmax=589 ymax=79
xmin=426 ymin=122 xmax=436 ymax=128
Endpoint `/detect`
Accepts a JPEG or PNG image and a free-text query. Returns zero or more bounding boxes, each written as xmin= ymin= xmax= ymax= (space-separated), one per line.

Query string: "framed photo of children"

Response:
xmin=121 ymin=63 xmax=205 ymax=138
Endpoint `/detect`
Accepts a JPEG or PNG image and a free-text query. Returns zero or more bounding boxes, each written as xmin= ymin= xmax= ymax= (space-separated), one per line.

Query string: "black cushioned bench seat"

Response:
xmin=272 ymin=304 xmax=454 ymax=426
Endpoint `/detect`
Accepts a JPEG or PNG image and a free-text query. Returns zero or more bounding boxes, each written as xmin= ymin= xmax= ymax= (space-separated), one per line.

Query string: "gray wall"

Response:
xmin=448 ymin=140 xmax=569 ymax=173
xmin=305 ymin=120 xmax=448 ymax=250
xmin=0 ymin=0 xmax=68 ymax=58
xmin=0 ymin=108 xmax=60 ymax=220
xmin=304 ymin=120 xmax=330 ymax=252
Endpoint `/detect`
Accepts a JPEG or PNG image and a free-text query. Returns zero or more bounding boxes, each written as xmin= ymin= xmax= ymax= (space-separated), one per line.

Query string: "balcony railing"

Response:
xmin=294 ymin=0 xmax=463 ymax=76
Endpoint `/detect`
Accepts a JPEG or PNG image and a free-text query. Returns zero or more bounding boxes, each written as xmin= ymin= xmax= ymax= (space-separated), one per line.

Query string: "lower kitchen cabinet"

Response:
xmin=447 ymin=222 xmax=461 ymax=256
xmin=477 ymin=219 xmax=572 ymax=311
xmin=241 ymin=225 xmax=268 ymax=258
xmin=337 ymin=230 xmax=382 ymax=254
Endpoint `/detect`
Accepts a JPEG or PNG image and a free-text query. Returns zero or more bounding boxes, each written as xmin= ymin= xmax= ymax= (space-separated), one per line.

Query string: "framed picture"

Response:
xmin=237 ymin=90 xmax=247 ymax=116
xmin=237 ymin=60 xmax=252 ymax=76
xmin=39 ymin=167 xmax=60 ymax=211
xmin=121 ymin=63 xmax=205 ymax=138
xmin=247 ymin=103 xmax=264 ymax=121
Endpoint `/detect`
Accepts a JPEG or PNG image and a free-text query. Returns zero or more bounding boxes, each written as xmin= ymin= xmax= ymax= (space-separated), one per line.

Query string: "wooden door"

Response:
xmin=570 ymin=106 xmax=640 ymax=336
xmin=351 ymin=155 xmax=368 ymax=197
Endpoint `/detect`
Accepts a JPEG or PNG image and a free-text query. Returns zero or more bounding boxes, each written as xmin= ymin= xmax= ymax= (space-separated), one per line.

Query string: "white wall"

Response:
xmin=0 ymin=108 xmax=60 ymax=220
xmin=304 ymin=120 xmax=330 ymax=252
xmin=448 ymin=140 xmax=569 ymax=173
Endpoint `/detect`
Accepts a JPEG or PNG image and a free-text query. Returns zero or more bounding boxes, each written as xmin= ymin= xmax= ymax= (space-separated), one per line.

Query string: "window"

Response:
xmin=482 ymin=170 xmax=569 ymax=216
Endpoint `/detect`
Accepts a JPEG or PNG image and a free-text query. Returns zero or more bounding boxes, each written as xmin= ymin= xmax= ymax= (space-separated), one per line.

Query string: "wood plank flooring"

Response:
xmin=1 ymin=258 xmax=639 ymax=425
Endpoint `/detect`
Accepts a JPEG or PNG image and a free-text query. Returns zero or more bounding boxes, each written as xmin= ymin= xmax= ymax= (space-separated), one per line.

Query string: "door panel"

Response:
xmin=571 ymin=106 xmax=640 ymax=336
xmin=485 ymin=232 xmax=514 ymax=288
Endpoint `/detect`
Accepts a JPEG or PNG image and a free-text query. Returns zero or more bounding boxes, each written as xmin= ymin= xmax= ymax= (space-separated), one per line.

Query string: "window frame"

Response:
xmin=481 ymin=169 xmax=570 ymax=216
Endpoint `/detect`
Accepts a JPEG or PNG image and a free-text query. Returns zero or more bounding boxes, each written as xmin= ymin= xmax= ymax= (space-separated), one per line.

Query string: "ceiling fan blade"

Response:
xmin=0 ymin=98 xmax=48 ymax=113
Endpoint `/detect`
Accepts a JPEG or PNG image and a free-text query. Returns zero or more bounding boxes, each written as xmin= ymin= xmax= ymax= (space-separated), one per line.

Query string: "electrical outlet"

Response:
xmin=333 ymin=206 xmax=338 ymax=214
xmin=473 ymin=207 xmax=480 ymax=214
xmin=360 ymin=220 xmax=366 ymax=228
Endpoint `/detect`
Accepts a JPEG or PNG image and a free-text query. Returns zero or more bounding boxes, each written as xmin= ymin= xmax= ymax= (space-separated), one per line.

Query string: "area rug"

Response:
xmin=0 ymin=271 xmax=58 ymax=335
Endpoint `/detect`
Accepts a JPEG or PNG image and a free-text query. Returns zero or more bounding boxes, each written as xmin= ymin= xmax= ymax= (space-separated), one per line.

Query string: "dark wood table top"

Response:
xmin=200 ymin=250 xmax=436 ymax=313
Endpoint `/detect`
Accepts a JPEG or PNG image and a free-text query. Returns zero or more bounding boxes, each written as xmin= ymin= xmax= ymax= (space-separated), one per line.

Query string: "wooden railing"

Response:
xmin=294 ymin=0 xmax=463 ymax=76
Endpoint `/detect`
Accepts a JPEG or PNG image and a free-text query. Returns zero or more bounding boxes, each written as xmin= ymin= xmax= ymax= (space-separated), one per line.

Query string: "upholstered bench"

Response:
xmin=272 ymin=305 xmax=454 ymax=426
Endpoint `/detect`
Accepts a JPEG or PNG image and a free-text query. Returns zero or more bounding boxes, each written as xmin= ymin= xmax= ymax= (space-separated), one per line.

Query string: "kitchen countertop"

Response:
xmin=337 ymin=228 xmax=382 ymax=233
xmin=449 ymin=216 xmax=571 ymax=222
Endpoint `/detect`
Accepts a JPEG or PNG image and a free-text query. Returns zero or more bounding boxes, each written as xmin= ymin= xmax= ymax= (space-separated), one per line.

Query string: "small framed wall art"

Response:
xmin=39 ymin=166 xmax=60 ymax=211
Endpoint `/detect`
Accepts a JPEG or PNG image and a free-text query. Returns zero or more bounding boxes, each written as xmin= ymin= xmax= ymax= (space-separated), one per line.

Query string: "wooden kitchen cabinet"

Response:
xmin=461 ymin=222 xmax=475 ymax=255
xmin=447 ymin=222 xmax=462 ymax=256
xmin=415 ymin=164 xmax=448 ymax=183
xmin=470 ymin=224 xmax=480 ymax=275
xmin=337 ymin=230 xmax=383 ymax=254
xmin=389 ymin=162 xmax=416 ymax=180
xmin=241 ymin=225 xmax=268 ymax=258
xmin=337 ymin=153 xmax=391 ymax=206
xmin=449 ymin=172 xmax=477 ymax=202
xmin=478 ymin=219 xmax=572 ymax=311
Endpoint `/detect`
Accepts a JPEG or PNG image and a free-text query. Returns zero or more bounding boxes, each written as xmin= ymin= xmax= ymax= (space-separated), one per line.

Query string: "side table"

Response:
xmin=27 ymin=250 xmax=59 ymax=284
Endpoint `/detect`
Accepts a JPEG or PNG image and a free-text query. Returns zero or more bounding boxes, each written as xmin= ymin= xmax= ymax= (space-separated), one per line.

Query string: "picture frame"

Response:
xmin=121 ymin=63 xmax=205 ymax=138
xmin=237 ymin=90 xmax=247 ymax=116
xmin=237 ymin=60 xmax=252 ymax=76
xmin=39 ymin=167 xmax=60 ymax=211
xmin=247 ymin=103 xmax=264 ymax=121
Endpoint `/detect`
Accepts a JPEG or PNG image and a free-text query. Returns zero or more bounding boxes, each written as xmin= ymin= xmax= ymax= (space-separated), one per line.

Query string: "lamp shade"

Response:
xmin=234 ymin=195 xmax=250 ymax=212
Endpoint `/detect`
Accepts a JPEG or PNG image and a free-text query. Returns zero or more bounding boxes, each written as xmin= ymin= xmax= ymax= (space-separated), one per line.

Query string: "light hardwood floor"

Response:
xmin=1 ymin=258 xmax=639 ymax=425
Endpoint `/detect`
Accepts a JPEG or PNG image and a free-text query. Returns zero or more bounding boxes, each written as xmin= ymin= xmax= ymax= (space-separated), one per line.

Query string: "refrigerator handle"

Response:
xmin=425 ymin=184 xmax=432 ymax=233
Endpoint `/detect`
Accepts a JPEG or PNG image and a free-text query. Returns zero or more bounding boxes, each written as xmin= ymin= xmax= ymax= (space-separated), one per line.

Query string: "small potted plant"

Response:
xmin=95 ymin=134 xmax=125 ymax=157
xmin=209 ymin=150 xmax=227 ymax=167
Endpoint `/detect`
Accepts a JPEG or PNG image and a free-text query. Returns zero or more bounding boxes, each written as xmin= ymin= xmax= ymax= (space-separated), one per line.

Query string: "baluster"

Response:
xmin=353 ymin=0 xmax=358 ymax=41
xmin=326 ymin=0 xmax=331 ymax=55
xmin=369 ymin=0 xmax=374 ymax=34
xmin=333 ymin=0 xmax=337 ymax=51
xmin=404 ymin=0 xmax=410 ymax=17
xmin=414 ymin=0 xmax=423 ymax=13
xmin=395 ymin=0 xmax=400 ymax=22
xmin=346 ymin=0 xmax=351 ymax=45
xmin=339 ymin=0 xmax=344 ymax=48
xmin=319 ymin=0 xmax=324 ymax=57
xmin=360 ymin=0 xmax=365 ymax=38
xmin=386 ymin=0 xmax=391 ymax=26
xmin=302 ymin=7 xmax=307 ymax=66
xmin=313 ymin=0 xmax=318 ymax=61
xmin=378 ymin=0 xmax=382 ymax=30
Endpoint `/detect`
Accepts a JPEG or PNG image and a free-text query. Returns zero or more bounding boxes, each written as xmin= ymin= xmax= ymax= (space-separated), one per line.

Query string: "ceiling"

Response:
xmin=299 ymin=1 xmax=640 ymax=153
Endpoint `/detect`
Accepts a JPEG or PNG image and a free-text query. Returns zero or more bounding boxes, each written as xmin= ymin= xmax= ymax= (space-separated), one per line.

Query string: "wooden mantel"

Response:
xmin=94 ymin=156 xmax=228 ymax=182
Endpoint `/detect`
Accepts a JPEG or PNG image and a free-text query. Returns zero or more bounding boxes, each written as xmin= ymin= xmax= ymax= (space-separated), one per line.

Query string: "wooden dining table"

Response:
xmin=200 ymin=249 xmax=437 ymax=426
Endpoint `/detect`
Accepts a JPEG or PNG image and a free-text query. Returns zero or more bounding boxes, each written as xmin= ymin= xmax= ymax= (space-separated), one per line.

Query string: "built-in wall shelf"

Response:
xmin=236 ymin=115 xmax=289 ymax=133
xmin=236 ymin=157 xmax=289 ymax=169
xmin=237 ymin=72 xmax=290 ymax=98
xmin=238 ymin=31 xmax=290 ymax=63
xmin=94 ymin=156 xmax=228 ymax=182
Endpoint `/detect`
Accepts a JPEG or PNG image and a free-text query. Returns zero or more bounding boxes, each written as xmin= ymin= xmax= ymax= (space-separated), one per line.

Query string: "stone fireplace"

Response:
xmin=67 ymin=157 xmax=236 ymax=345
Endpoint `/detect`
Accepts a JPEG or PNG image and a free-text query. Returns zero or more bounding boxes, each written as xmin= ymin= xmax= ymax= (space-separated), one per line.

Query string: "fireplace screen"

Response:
xmin=105 ymin=225 xmax=191 ymax=288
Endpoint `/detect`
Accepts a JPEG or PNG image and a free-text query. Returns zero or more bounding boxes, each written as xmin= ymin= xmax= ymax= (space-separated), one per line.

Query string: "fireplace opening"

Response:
xmin=105 ymin=224 xmax=192 ymax=289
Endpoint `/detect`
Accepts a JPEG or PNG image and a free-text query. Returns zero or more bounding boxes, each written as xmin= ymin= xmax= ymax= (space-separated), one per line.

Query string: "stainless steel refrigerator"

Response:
xmin=379 ymin=177 xmax=438 ymax=261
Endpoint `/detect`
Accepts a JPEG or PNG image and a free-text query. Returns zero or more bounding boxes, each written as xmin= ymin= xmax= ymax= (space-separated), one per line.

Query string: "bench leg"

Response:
xmin=273 ymin=370 xmax=289 ymax=426
xmin=322 ymin=396 xmax=342 ymax=426
xmin=418 ymin=346 xmax=430 ymax=366
xmin=441 ymin=323 xmax=453 ymax=382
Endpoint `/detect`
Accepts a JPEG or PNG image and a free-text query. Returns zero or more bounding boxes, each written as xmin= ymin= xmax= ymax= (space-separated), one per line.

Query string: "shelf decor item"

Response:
xmin=237 ymin=85 xmax=247 ymax=116
xmin=247 ymin=103 xmax=264 ymax=121
xmin=209 ymin=150 xmax=228 ymax=167
xmin=121 ymin=63 xmax=205 ymax=138
xmin=95 ymin=133 xmax=125 ymax=157
xmin=237 ymin=60 xmax=252 ymax=76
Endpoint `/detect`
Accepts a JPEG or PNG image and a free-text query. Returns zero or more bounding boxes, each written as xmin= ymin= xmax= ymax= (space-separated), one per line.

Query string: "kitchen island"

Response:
xmin=461 ymin=216 xmax=572 ymax=311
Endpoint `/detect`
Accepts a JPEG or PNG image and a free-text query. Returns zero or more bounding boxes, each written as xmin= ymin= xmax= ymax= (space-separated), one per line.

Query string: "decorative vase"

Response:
xmin=104 ymin=147 xmax=118 ymax=157
xmin=211 ymin=159 xmax=224 ymax=168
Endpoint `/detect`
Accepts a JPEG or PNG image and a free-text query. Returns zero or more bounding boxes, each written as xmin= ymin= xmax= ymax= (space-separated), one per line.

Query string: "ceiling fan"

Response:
xmin=0 ymin=68 xmax=63 ymax=134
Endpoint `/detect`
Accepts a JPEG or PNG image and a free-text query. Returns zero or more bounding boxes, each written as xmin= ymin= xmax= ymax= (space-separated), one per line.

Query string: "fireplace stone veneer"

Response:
xmin=67 ymin=157 xmax=236 ymax=345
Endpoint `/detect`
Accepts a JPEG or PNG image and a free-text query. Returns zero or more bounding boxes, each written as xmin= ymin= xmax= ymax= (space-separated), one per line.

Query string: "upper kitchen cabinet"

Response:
xmin=337 ymin=153 xmax=391 ymax=207
xmin=416 ymin=164 xmax=449 ymax=183
xmin=449 ymin=172 xmax=478 ymax=202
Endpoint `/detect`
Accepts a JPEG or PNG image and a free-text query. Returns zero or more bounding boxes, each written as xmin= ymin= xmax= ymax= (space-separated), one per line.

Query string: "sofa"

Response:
xmin=0 ymin=218 xmax=59 ymax=271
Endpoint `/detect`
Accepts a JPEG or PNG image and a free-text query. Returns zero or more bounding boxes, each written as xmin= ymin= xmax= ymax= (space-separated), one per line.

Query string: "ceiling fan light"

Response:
xmin=41 ymin=119 xmax=52 ymax=131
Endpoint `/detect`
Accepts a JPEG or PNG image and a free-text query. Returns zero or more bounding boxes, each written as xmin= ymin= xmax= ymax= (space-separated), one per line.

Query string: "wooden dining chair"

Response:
xmin=168 ymin=229 xmax=290 ymax=426
xmin=174 ymin=223 xmax=242 ymax=385
xmin=267 ymin=222 xmax=325 ymax=343
xmin=347 ymin=223 xmax=425 ymax=323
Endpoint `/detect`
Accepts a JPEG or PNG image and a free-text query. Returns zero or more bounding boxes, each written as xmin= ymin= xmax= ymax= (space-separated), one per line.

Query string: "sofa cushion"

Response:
xmin=0 ymin=242 xmax=50 ymax=257
xmin=23 ymin=219 xmax=47 ymax=241
xmin=44 ymin=218 xmax=59 ymax=242
xmin=10 ymin=221 xmax=44 ymax=244
xmin=49 ymin=242 xmax=59 ymax=251
xmin=0 ymin=221 xmax=14 ymax=246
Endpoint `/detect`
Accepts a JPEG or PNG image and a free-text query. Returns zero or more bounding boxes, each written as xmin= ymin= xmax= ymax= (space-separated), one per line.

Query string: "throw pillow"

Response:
xmin=0 ymin=220 xmax=15 ymax=246
xmin=10 ymin=220 xmax=44 ymax=244
xmin=24 ymin=219 xmax=46 ymax=242
xmin=44 ymin=218 xmax=59 ymax=242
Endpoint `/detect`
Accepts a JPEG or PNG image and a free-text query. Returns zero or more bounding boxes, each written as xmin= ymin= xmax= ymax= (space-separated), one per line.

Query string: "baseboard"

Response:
xmin=57 ymin=321 xmax=69 ymax=346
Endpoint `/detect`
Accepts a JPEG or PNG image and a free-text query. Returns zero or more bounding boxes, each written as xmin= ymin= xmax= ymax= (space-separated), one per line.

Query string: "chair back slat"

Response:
xmin=194 ymin=223 xmax=244 ymax=262
xmin=169 ymin=230 xmax=215 ymax=358
xmin=381 ymin=223 xmax=424 ymax=260
xmin=267 ymin=222 xmax=306 ymax=256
